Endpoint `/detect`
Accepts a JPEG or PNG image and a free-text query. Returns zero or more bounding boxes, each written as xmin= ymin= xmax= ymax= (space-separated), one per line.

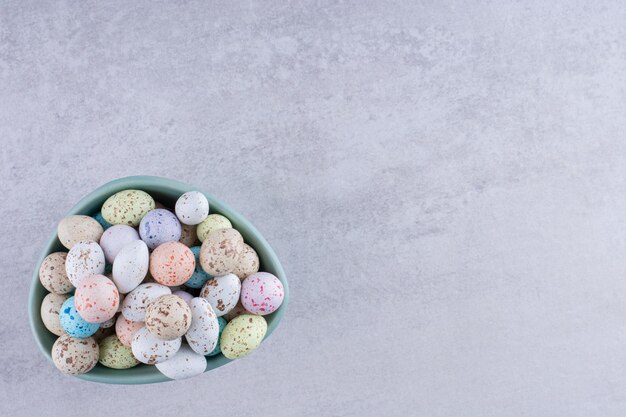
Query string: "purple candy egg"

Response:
xmin=139 ymin=209 xmax=182 ymax=249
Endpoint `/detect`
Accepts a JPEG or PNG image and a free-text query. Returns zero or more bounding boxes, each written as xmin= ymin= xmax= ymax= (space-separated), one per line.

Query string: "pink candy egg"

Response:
xmin=75 ymin=274 xmax=120 ymax=323
xmin=115 ymin=315 xmax=144 ymax=347
xmin=240 ymin=272 xmax=284 ymax=315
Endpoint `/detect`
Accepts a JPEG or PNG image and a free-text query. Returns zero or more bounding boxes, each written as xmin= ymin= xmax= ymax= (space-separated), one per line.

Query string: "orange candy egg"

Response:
xmin=149 ymin=241 xmax=195 ymax=286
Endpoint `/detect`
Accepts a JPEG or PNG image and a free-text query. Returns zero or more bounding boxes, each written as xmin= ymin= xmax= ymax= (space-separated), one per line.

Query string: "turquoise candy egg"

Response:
xmin=184 ymin=246 xmax=212 ymax=288
xmin=93 ymin=212 xmax=112 ymax=230
xmin=206 ymin=317 xmax=227 ymax=356
xmin=60 ymin=296 xmax=100 ymax=338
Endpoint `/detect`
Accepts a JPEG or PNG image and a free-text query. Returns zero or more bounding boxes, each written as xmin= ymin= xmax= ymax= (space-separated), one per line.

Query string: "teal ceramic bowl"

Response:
xmin=28 ymin=176 xmax=289 ymax=384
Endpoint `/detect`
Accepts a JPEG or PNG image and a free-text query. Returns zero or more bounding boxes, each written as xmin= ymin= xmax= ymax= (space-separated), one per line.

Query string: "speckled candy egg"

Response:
xmin=99 ymin=335 xmax=140 ymax=369
xmin=101 ymin=189 xmax=155 ymax=226
xmin=199 ymin=273 xmax=241 ymax=317
xmin=220 ymin=314 xmax=267 ymax=359
xmin=65 ymin=241 xmax=105 ymax=287
xmin=92 ymin=325 xmax=116 ymax=343
xmin=139 ymin=209 xmax=182 ymax=249
xmin=156 ymin=344 xmax=207 ymax=380
xmin=179 ymin=223 xmax=199 ymax=247
xmin=115 ymin=315 xmax=144 ymax=347
xmin=196 ymin=214 xmax=232 ymax=242
xmin=241 ymin=272 xmax=285 ymax=315
xmin=175 ymin=191 xmax=209 ymax=226
xmin=173 ymin=290 xmax=193 ymax=305
xmin=112 ymin=240 xmax=149 ymax=293
xmin=75 ymin=274 xmax=120 ymax=323
xmin=100 ymin=315 xmax=116 ymax=329
xmin=199 ymin=228 xmax=244 ymax=276
xmin=52 ymin=334 xmax=99 ymax=375
xmin=232 ymin=244 xmax=260 ymax=280
xmin=185 ymin=246 xmax=212 ymax=288
xmin=41 ymin=293 xmax=71 ymax=336
xmin=122 ymin=283 xmax=171 ymax=322
xmin=145 ymin=295 xmax=192 ymax=341
xmin=224 ymin=301 xmax=250 ymax=321
xmin=149 ymin=241 xmax=195 ymax=286
xmin=131 ymin=327 xmax=181 ymax=365
xmin=99 ymin=224 xmax=140 ymax=264
xmin=60 ymin=297 xmax=100 ymax=338
xmin=39 ymin=252 xmax=73 ymax=294
xmin=206 ymin=317 xmax=227 ymax=356
xmin=185 ymin=297 xmax=219 ymax=355
xmin=57 ymin=215 xmax=104 ymax=250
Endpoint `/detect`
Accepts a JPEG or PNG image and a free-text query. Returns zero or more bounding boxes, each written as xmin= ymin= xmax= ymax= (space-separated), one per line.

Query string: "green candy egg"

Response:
xmin=196 ymin=214 xmax=232 ymax=242
xmin=220 ymin=314 xmax=267 ymax=359
xmin=101 ymin=189 xmax=155 ymax=227
xmin=99 ymin=335 xmax=140 ymax=369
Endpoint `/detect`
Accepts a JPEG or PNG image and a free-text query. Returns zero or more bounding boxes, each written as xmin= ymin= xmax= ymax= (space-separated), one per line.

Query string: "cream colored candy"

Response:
xmin=39 ymin=252 xmax=73 ymax=294
xmin=199 ymin=228 xmax=244 ymax=276
xmin=196 ymin=214 xmax=232 ymax=242
xmin=92 ymin=325 xmax=115 ymax=343
xmin=220 ymin=314 xmax=267 ymax=359
xmin=51 ymin=334 xmax=99 ymax=375
xmin=179 ymin=223 xmax=199 ymax=247
xmin=58 ymin=215 xmax=104 ymax=250
xmin=101 ymin=189 xmax=155 ymax=226
xmin=41 ymin=293 xmax=71 ymax=336
xmin=115 ymin=315 xmax=144 ymax=347
xmin=99 ymin=335 xmax=140 ymax=369
xmin=232 ymin=244 xmax=260 ymax=280
xmin=145 ymin=295 xmax=192 ymax=341
xmin=223 ymin=301 xmax=251 ymax=321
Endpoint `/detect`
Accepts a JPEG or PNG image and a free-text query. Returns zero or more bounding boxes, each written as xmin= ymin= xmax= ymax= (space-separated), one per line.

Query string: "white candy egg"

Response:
xmin=199 ymin=273 xmax=241 ymax=317
xmin=122 ymin=283 xmax=171 ymax=322
xmin=65 ymin=241 xmax=105 ymax=287
xmin=99 ymin=225 xmax=140 ymax=264
xmin=185 ymin=297 xmax=219 ymax=355
xmin=175 ymin=191 xmax=209 ymax=225
xmin=112 ymin=240 xmax=149 ymax=294
xmin=172 ymin=290 xmax=194 ymax=305
xmin=155 ymin=344 xmax=207 ymax=380
xmin=131 ymin=326 xmax=181 ymax=365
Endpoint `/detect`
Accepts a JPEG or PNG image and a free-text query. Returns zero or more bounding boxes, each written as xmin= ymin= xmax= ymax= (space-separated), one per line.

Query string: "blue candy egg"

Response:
xmin=93 ymin=212 xmax=112 ymax=230
xmin=59 ymin=296 xmax=100 ymax=338
xmin=206 ymin=317 xmax=227 ymax=356
xmin=138 ymin=209 xmax=182 ymax=249
xmin=184 ymin=246 xmax=213 ymax=288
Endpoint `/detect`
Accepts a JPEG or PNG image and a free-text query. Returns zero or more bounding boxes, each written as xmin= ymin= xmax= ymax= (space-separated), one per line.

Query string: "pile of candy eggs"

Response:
xmin=39 ymin=189 xmax=284 ymax=380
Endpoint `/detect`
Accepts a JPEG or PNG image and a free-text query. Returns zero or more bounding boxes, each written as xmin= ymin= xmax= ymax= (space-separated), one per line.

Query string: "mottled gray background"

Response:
xmin=1 ymin=1 xmax=626 ymax=416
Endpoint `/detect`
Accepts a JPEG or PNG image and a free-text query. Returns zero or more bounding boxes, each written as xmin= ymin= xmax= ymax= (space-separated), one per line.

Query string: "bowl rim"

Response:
xmin=28 ymin=175 xmax=289 ymax=384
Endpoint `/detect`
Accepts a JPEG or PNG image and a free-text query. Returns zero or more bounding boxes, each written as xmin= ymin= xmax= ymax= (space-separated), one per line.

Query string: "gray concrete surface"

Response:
xmin=1 ymin=1 xmax=626 ymax=416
